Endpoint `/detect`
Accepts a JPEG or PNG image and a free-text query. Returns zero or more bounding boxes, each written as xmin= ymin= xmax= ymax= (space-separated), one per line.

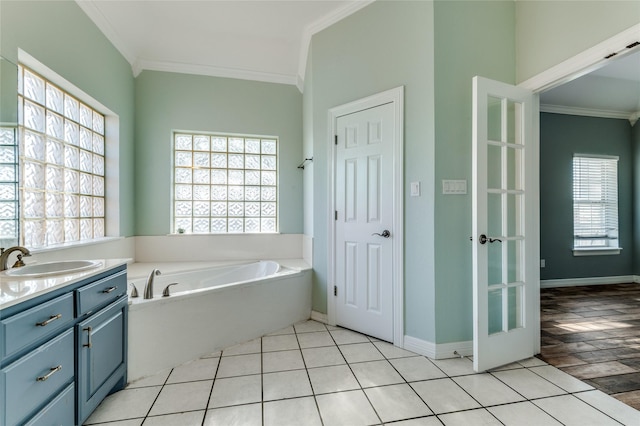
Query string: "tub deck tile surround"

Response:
xmin=85 ymin=320 xmax=639 ymax=426
xmin=125 ymin=259 xmax=311 ymax=281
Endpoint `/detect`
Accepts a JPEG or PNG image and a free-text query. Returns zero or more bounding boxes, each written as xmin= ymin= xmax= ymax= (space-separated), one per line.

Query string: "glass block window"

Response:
xmin=573 ymin=155 xmax=619 ymax=249
xmin=0 ymin=126 xmax=19 ymax=247
xmin=18 ymin=65 xmax=105 ymax=247
xmin=173 ymin=133 xmax=278 ymax=233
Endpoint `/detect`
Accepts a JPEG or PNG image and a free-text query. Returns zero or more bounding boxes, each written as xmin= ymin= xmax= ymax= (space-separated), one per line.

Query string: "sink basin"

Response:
xmin=5 ymin=260 xmax=102 ymax=277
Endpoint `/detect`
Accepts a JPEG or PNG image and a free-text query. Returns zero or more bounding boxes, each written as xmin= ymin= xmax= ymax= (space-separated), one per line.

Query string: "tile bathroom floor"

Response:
xmin=85 ymin=320 xmax=639 ymax=426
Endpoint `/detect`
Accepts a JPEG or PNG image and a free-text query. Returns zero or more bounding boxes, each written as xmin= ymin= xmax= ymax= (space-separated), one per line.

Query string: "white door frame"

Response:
xmin=519 ymin=24 xmax=640 ymax=94
xmin=327 ymin=86 xmax=404 ymax=347
xmin=519 ymin=23 xmax=640 ymax=355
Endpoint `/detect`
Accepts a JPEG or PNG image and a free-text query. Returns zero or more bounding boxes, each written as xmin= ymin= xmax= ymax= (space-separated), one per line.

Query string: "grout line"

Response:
xmin=357 ymin=341 xmax=389 ymax=425
xmin=200 ymin=353 xmax=221 ymax=426
xmin=260 ymin=336 xmax=264 ymax=426
xmin=296 ymin=320 xmax=326 ymax=425
xmin=137 ymin=368 xmax=172 ymax=424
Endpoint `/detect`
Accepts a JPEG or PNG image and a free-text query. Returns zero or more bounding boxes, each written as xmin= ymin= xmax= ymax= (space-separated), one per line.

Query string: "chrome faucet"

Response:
xmin=143 ymin=269 xmax=161 ymax=299
xmin=0 ymin=246 xmax=31 ymax=271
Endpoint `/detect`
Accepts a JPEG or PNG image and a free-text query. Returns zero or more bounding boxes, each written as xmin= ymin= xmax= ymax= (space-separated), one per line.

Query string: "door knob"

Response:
xmin=372 ymin=230 xmax=391 ymax=238
xmin=478 ymin=234 xmax=502 ymax=244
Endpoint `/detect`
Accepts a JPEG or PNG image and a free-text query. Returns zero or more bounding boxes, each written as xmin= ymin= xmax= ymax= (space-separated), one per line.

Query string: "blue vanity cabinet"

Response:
xmin=0 ymin=264 xmax=128 ymax=426
xmin=76 ymin=295 xmax=128 ymax=424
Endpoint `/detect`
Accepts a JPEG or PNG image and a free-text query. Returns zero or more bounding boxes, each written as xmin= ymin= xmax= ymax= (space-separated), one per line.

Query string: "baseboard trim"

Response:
xmin=310 ymin=310 xmax=328 ymax=324
xmin=541 ymin=275 xmax=637 ymax=288
xmin=403 ymin=335 xmax=472 ymax=360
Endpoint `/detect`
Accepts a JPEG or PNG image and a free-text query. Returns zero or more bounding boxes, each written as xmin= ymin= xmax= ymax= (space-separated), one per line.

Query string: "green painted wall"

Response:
xmin=307 ymin=0 xmax=436 ymax=340
xmin=633 ymin=122 xmax=640 ymax=275
xmin=433 ymin=1 xmax=515 ymax=343
xmin=306 ymin=0 xmax=515 ymax=344
xmin=0 ymin=0 xmax=136 ymax=236
xmin=134 ymin=71 xmax=303 ymax=235
xmin=0 ymin=57 xmax=18 ymax=124
xmin=303 ymin=46 xmax=314 ymax=238
xmin=516 ymin=1 xmax=640 ymax=83
xmin=540 ymin=113 xmax=633 ymax=280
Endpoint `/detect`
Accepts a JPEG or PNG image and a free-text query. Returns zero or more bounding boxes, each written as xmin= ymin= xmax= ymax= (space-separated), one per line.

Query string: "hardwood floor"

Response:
xmin=539 ymin=283 xmax=640 ymax=410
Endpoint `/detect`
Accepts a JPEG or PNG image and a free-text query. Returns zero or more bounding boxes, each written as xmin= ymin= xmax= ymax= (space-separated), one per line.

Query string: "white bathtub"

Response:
xmin=127 ymin=260 xmax=311 ymax=381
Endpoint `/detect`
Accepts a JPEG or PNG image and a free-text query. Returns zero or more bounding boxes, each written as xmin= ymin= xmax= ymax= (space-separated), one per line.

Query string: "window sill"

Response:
xmin=28 ymin=237 xmax=124 ymax=254
xmin=166 ymin=233 xmax=280 ymax=237
xmin=573 ymin=247 xmax=621 ymax=256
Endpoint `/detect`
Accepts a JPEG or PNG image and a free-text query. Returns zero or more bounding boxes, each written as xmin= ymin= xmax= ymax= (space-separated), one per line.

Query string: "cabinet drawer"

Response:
xmin=76 ymin=270 xmax=127 ymax=317
xmin=1 ymin=293 xmax=74 ymax=360
xmin=1 ymin=329 xmax=74 ymax=426
xmin=24 ymin=383 xmax=75 ymax=426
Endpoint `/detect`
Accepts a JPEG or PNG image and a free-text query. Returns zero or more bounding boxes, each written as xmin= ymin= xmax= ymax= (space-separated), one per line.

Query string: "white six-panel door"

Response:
xmin=334 ymin=102 xmax=395 ymax=342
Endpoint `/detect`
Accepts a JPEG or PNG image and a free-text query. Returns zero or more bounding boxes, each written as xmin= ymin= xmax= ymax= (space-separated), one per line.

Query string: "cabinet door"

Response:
xmin=77 ymin=296 xmax=127 ymax=424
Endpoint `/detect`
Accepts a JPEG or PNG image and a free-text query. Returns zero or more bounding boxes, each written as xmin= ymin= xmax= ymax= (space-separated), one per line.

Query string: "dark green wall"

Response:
xmin=540 ymin=113 xmax=633 ymax=280
xmin=633 ymin=122 xmax=640 ymax=275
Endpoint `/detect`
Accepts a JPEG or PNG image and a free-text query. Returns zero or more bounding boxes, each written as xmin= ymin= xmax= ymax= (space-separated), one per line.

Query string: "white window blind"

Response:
xmin=572 ymin=155 xmax=618 ymax=249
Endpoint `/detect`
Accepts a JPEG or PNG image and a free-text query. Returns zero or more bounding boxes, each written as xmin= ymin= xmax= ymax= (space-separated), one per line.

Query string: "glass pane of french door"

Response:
xmin=486 ymin=97 xmax=525 ymax=336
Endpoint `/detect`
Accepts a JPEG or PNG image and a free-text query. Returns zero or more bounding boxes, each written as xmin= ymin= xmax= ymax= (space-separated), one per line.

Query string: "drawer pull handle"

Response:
xmin=37 ymin=365 xmax=62 ymax=382
xmin=36 ymin=314 xmax=62 ymax=327
xmin=83 ymin=326 xmax=93 ymax=348
xmin=102 ymin=286 xmax=117 ymax=294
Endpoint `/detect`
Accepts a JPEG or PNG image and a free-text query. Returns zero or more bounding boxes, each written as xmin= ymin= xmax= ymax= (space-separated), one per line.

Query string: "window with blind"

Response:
xmin=572 ymin=155 xmax=619 ymax=252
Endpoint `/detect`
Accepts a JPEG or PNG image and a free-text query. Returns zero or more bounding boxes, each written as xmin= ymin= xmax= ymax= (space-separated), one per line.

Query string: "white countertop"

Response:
xmin=0 ymin=258 xmax=131 ymax=310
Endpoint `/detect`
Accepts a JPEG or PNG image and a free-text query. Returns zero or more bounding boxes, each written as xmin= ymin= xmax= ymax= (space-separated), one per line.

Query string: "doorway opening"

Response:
xmin=529 ymin=24 xmax=640 ymax=410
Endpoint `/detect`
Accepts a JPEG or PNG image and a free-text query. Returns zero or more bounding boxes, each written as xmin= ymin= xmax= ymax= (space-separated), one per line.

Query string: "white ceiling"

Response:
xmin=540 ymin=48 xmax=640 ymax=121
xmin=78 ymin=0 xmax=639 ymax=117
xmin=76 ymin=0 xmax=373 ymax=89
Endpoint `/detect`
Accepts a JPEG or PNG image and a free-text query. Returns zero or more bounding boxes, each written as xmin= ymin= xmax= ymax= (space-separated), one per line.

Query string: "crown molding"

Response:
xmin=541 ymin=104 xmax=640 ymax=126
xmin=78 ymin=0 xmax=373 ymax=87
xmin=296 ymin=0 xmax=375 ymax=92
xmin=75 ymin=0 xmax=137 ymax=67
xmin=77 ymin=0 xmax=296 ymax=84
xmin=135 ymin=59 xmax=298 ymax=86
xmin=296 ymin=74 xmax=305 ymax=93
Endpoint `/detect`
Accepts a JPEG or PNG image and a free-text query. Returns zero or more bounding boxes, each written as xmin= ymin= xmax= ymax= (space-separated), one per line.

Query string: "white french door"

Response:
xmin=472 ymin=76 xmax=540 ymax=372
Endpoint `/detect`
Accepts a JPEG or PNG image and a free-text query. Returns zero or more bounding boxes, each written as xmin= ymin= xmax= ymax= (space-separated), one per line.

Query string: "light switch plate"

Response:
xmin=410 ymin=181 xmax=420 ymax=197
